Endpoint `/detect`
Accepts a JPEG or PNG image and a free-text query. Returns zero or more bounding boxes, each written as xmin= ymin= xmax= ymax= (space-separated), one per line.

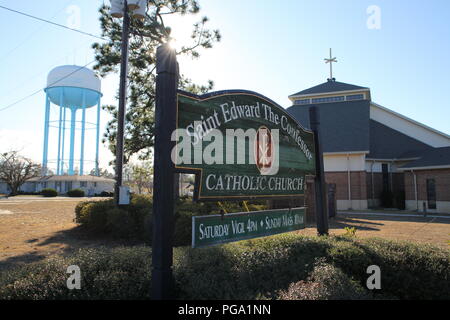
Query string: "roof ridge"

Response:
xmin=290 ymin=80 xmax=369 ymax=97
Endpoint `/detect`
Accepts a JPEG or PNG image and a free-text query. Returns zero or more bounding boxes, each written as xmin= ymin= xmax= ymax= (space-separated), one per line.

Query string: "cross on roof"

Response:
xmin=324 ymin=48 xmax=337 ymax=80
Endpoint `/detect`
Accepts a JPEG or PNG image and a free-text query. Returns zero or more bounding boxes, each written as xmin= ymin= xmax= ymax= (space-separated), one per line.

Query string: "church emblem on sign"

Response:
xmin=254 ymin=126 xmax=279 ymax=175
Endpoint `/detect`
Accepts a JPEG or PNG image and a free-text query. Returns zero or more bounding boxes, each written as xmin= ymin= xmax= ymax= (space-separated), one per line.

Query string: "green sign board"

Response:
xmin=192 ymin=207 xmax=305 ymax=248
xmin=174 ymin=90 xmax=316 ymax=201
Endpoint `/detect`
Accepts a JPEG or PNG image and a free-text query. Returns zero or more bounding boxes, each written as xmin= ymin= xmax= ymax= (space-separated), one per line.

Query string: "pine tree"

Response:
xmin=92 ymin=1 xmax=220 ymax=162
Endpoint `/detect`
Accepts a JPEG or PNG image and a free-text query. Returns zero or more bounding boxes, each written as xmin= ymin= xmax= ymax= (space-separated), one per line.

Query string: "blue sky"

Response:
xmin=0 ymin=0 xmax=449 ymax=171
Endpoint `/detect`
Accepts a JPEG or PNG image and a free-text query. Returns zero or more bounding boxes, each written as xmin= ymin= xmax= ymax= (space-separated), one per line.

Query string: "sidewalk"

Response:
xmin=338 ymin=210 xmax=450 ymax=219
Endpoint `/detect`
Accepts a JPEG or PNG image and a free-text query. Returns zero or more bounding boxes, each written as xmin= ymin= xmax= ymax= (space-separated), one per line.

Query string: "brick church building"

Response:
xmin=288 ymin=79 xmax=450 ymax=213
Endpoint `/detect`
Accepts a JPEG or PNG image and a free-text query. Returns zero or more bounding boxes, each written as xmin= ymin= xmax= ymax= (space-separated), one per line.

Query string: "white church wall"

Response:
xmin=337 ymin=199 xmax=368 ymax=211
xmin=323 ymin=153 xmax=366 ymax=172
xmin=370 ymin=103 xmax=450 ymax=148
xmin=365 ymin=160 xmax=411 ymax=173
xmin=405 ymin=200 xmax=418 ymax=211
xmin=436 ymin=201 xmax=450 ymax=213
xmin=406 ymin=200 xmax=450 ymax=214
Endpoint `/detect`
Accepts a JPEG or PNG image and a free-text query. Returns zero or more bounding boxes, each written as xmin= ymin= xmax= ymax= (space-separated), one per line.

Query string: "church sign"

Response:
xmin=174 ymin=90 xmax=316 ymax=201
xmin=192 ymin=207 xmax=305 ymax=248
xmin=151 ymin=45 xmax=327 ymax=299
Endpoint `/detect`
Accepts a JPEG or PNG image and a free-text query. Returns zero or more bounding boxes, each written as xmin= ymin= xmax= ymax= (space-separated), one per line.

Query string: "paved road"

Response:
xmin=339 ymin=211 xmax=450 ymax=219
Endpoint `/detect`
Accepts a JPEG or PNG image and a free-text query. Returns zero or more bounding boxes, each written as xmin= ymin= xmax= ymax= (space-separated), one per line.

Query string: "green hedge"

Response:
xmin=0 ymin=235 xmax=448 ymax=300
xmin=327 ymin=237 xmax=450 ymax=300
xmin=0 ymin=246 xmax=151 ymax=300
xmin=75 ymin=195 xmax=267 ymax=245
xmin=67 ymin=189 xmax=85 ymax=197
xmin=277 ymin=258 xmax=372 ymax=300
xmin=41 ymin=188 xmax=57 ymax=197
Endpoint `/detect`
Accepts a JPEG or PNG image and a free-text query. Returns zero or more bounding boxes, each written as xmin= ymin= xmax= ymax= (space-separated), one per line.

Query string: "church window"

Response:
xmin=346 ymin=94 xmax=364 ymax=101
xmin=295 ymin=99 xmax=311 ymax=105
xmin=426 ymin=179 xmax=437 ymax=209
xmin=311 ymin=96 xmax=344 ymax=104
xmin=382 ymin=164 xmax=389 ymax=193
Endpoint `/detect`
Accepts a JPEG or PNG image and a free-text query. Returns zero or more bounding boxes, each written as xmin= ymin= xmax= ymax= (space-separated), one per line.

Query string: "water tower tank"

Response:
xmin=42 ymin=65 xmax=103 ymax=177
xmin=46 ymin=65 xmax=101 ymax=107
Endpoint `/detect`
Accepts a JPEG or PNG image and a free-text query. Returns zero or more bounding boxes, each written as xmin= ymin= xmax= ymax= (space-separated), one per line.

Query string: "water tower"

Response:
xmin=42 ymin=65 xmax=102 ymax=176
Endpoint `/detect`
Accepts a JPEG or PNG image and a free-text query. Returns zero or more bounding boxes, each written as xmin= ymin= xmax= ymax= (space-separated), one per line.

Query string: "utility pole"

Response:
xmin=114 ymin=0 xmax=130 ymax=205
xmin=151 ymin=44 xmax=179 ymax=300
xmin=309 ymin=105 xmax=329 ymax=235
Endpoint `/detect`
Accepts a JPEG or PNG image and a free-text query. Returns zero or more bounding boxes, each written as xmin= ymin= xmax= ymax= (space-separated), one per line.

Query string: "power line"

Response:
xmin=0 ymin=0 xmax=74 ymax=62
xmin=0 ymin=60 xmax=97 ymax=113
xmin=1 ymin=43 xmax=89 ymax=98
xmin=0 ymin=5 xmax=107 ymax=41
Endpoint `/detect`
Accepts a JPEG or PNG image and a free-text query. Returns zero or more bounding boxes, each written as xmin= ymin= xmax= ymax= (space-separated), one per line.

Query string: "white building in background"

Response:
xmin=0 ymin=175 xmax=114 ymax=196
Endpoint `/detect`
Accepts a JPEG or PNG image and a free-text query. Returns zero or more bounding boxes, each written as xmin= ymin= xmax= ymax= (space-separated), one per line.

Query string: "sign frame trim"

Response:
xmin=175 ymin=89 xmax=316 ymax=201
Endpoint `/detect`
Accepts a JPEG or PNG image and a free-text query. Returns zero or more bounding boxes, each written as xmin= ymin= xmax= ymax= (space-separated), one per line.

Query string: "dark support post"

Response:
xmin=309 ymin=105 xmax=329 ymax=235
xmin=151 ymin=44 xmax=179 ymax=300
xmin=114 ymin=1 xmax=130 ymax=205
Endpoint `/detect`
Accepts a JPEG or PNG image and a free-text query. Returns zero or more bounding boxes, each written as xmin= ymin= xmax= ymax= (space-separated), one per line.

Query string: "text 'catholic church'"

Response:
xmin=288 ymin=78 xmax=450 ymax=213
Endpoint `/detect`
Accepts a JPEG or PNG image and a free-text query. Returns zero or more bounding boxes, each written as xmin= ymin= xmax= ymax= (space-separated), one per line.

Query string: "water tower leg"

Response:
xmin=56 ymin=106 xmax=62 ymax=175
xmin=57 ymin=91 xmax=64 ymax=175
xmin=61 ymin=107 xmax=67 ymax=174
xmin=80 ymin=92 xmax=86 ymax=176
xmin=95 ymin=100 xmax=101 ymax=176
xmin=42 ymin=93 xmax=51 ymax=176
xmin=69 ymin=107 xmax=76 ymax=175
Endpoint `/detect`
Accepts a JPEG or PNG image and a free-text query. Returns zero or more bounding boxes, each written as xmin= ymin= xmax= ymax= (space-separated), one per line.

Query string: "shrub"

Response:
xmin=343 ymin=226 xmax=357 ymax=237
xmin=95 ymin=191 xmax=113 ymax=197
xmin=176 ymin=236 xmax=450 ymax=300
xmin=16 ymin=191 xmax=41 ymax=196
xmin=0 ymin=236 xmax=448 ymax=300
xmin=75 ymin=195 xmax=152 ymax=240
xmin=277 ymin=258 xmax=371 ymax=300
xmin=174 ymin=235 xmax=331 ymax=299
xmin=67 ymin=188 xmax=85 ymax=197
xmin=327 ymin=238 xmax=450 ymax=300
xmin=41 ymin=188 xmax=57 ymax=197
xmin=75 ymin=199 xmax=115 ymax=233
xmin=0 ymin=246 xmax=152 ymax=300
xmin=75 ymin=196 xmax=268 ymax=245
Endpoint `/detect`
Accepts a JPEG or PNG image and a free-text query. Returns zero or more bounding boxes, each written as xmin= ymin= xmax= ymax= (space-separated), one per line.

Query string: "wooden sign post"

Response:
xmin=309 ymin=105 xmax=329 ymax=235
xmin=151 ymin=44 xmax=179 ymax=300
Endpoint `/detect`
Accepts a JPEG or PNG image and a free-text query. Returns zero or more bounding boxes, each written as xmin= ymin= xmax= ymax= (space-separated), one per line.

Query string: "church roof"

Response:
xmin=287 ymin=100 xmax=370 ymax=153
xmin=287 ymin=102 xmax=440 ymax=158
xmin=367 ymin=120 xmax=433 ymax=160
xmin=400 ymin=147 xmax=450 ymax=170
xmin=289 ymin=80 xmax=369 ymax=97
